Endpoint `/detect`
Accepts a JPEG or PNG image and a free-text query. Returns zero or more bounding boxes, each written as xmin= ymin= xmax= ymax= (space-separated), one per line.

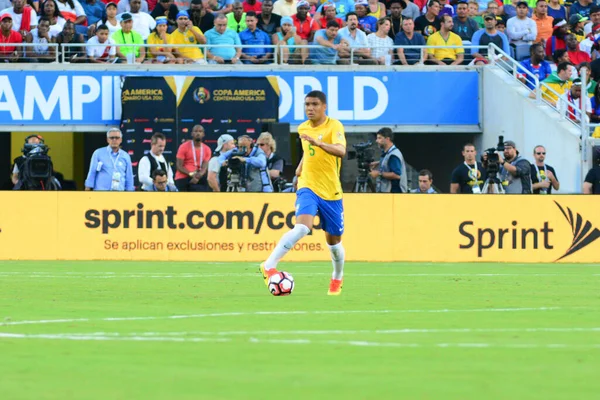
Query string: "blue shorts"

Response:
xmin=295 ymin=188 xmax=344 ymax=236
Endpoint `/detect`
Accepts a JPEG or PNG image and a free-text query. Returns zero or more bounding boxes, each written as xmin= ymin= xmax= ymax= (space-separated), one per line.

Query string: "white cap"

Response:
xmin=216 ymin=134 xmax=235 ymax=152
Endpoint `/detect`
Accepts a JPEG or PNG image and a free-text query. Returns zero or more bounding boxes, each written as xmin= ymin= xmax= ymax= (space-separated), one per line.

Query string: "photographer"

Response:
xmin=138 ymin=133 xmax=176 ymax=192
xmin=495 ymin=140 xmax=532 ymax=194
xmin=12 ymin=134 xmax=61 ymax=191
xmin=257 ymin=132 xmax=286 ymax=192
xmin=12 ymin=134 xmax=43 ymax=186
xmin=369 ymin=128 xmax=407 ymax=193
xmin=207 ymin=134 xmax=236 ymax=192
xmin=147 ymin=170 xmax=177 ymax=192
xmin=451 ymin=143 xmax=487 ymax=194
xmin=218 ymin=134 xmax=273 ymax=192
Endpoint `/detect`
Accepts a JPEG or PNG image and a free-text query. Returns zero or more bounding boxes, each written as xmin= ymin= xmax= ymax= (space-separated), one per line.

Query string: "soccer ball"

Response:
xmin=268 ymin=272 xmax=295 ymax=296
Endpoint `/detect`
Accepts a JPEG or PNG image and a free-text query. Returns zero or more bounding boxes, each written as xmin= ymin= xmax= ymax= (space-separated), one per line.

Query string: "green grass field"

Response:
xmin=0 ymin=261 xmax=599 ymax=400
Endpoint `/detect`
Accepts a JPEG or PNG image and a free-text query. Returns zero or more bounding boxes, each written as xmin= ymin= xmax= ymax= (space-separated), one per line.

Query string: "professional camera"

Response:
xmin=273 ymin=177 xmax=294 ymax=193
xmin=226 ymin=146 xmax=247 ymax=192
xmin=483 ymin=135 xmax=505 ymax=178
xmin=17 ymin=142 xmax=59 ymax=190
xmin=348 ymin=141 xmax=375 ymax=173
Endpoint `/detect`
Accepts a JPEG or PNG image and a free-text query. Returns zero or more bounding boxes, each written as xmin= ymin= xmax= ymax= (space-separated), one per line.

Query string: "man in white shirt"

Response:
xmin=1 ymin=0 xmax=37 ymax=36
xmin=337 ymin=11 xmax=374 ymax=64
xmin=117 ymin=0 xmax=155 ymax=39
xmin=117 ymin=0 xmax=149 ymax=13
xmin=138 ymin=132 xmax=175 ymax=191
xmin=507 ymin=1 xmax=537 ymax=45
xmin=86 ymin=24 xmax=116 ymax=63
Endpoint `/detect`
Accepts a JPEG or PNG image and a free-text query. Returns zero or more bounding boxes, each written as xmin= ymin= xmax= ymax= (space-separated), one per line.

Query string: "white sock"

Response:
xmin=264 ymin=224 xmax=310 ymax=270
xmin=328 ymin=242 xmax=345 ymax=280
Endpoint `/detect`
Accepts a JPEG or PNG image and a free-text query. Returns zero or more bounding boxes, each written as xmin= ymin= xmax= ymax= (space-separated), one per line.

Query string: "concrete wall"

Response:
xmin=482 ymin=67 xmax=583 ymax=193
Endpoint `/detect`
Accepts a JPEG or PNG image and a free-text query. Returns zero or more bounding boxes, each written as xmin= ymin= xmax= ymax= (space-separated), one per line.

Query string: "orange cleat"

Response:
xmin=259 ymin=263 xmax=279 ymax=287
xmin=327 ymin=278 xmax=343 ymax=296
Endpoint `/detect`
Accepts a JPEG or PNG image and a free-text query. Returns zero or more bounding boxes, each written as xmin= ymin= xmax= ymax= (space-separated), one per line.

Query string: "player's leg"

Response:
xmin=260 ymin=189 xmax=316 ymax=285
xmin=319 ymin=198 xmax=345 ymax=295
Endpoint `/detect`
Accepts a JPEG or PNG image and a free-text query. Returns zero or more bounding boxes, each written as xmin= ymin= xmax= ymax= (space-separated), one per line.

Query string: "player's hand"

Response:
xmin=300 ymin=134 xmax=320 ymax=147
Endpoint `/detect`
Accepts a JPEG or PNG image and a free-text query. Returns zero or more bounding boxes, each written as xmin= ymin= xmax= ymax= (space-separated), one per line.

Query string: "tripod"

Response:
xmin=226 ymin=172 xmax=245 ymax=192
xmin=353 ymin=169 xmax=376 ymax=193
xmin=481 ymin=175 xmax=505 ymax=194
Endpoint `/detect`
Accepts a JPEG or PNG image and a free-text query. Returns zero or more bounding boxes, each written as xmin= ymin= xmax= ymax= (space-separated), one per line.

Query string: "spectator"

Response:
xmin=117 ymin=0 xmax=155 ymax=39
xmin=1 ymin=0 xmax=38 ymax=36
xmin=468 ymin=0 xmax=484 ymax=28
xmin=450 ymin=143 xmax=486 ymax=194
xmin=25 ymin=16 xmax=55 ymax=61
xmin=117 ymin=0 xmax=149 ymax=13
xmin=471 ymin=13 xmax=510 ymax=58
xmin=257 ymin=132 xmax=285 ymax=189
xmin=337 ymin=11 xmax=373 ymax=64
xmin=518 ymin=42 xmax=552 ymax=89
xmin=507 ymin=1 xmax=537 ymax=49
xmin=310 ymin=19 xmax=343 ymax=64
xmin=577 ymin=62 xmax=595 ymax=94
xmin=504 ymin=0 xmax=532 ymax=20
xmin=205 ymin=13 xmax=242 ymax=63
xmin=426 ymin=14 xmax=464 ymax=65
xmin=568 ymin=14 xmax=587 ymax=43
xmin=146 ymin=16 xmax=179 ymax=63
xmin=532 ymin=0 xmax=553 ymax=44
xmin=189 ymin=0 xmax=213 ymax=33
xmin=227 ymin=1 xmax=246 ymax=32
xmin=88 ymin=1 xmax=117 ymax=36
xmin=55 ymin=0 xmax=86 ymax=28
xmin=411 ymin=169 xmax=436 ymax=193
xmin=578 ymin=23 xmax=600 ymax=56
xmin=570 ymin=0 xmax=592 ymax=19
xmin=239 ymin=11 xmax=272 ymax=63
xmin=207 ymin=134 xmax=236 ymax=192
xmin=171 ymin=10 xmax=206 ymax=63
xmin=258 ymin=0 xmax=281 ymax=35
xmin=273 ymin=16 xmax=303 ymax=63
xmin=367 ymin=17 xmax=393 ymax=64
xmin=566 ymin=32 xmax=591 ymax=64
xmin=495 ymin=15 xmax=506 ymax=33
xmin=147 ymin=169 xmax=177 ymax=191
xmin=370 ymin=127 xmax=407 ymax=193
xmin=497 ymin=140 xmax=532 ymax=194
xmin=546 ymin=0 xmax=566 ymax=21
xmin=206 ymin=0 xmax=233 ymax=14
xmin=112 ymin=13 xmax=145 ymax=63
xmin=85 ymin=128 xmax=134 ymax=192
xmin=292 ymin=0 xmax=317 ymax=42
xmin=539 ymin=61 xmax=573 ymax=104
xmin=400 ymin=0 xmax=419 ymax=21
xmin=0 ymin=14 xmax=22 ymax=62
xmin=583 ymin=5 xmax=599 ymax=35
xmin=483 ymin=0 xmax=497 ymax=17
xmin=388 ymin=0 xmax=406 ymax=39
xmin=354 ymin=0 xmax=377 ymax=34
xmin=530 ymin=145 xmax=559 ymax=194
xmin=415 ymin=0 xmax=441 ymax=39
xmin=243 ymin=0 xmax=261 ymax=13
xmin=453 ymin=0 xmax=479 ymax=43
xmin=39 ymin=0 xmax=67 ymax=37
xmin=544 ymin=18 xmax=568 ymax=57
xmin=55 ymin=20 xmax=85 ymax=61
xmin=558 ymin=78 xmax=591 ymax=121
xmin=86 ymin=23 xmax=116 ymax=63
xmin=272 ymin=0 xmax=297 ymax=17
xmin=175 ymin=124 xmax=212 ymax=192
xmin=218 ymin=134 xmax=273 ymax=192
xmin=138 ymin=132 xmax=176 ymax=191
xmin=395 ymin=17 xmax=426 ymax=65
xmin=317 ymin=3 xmax=343 ymax=29
xmin=315 ymin=0 xmax=354 ymax=20
xmin=81 ymin=0 xmax=106 ymax=28
xmin=583 ymin=164 xmax=600 ymax=194
xmin=150 ymin=0 xmax=178 ymax=28
xmin=367 ymin=0 xmax=385 ymax=18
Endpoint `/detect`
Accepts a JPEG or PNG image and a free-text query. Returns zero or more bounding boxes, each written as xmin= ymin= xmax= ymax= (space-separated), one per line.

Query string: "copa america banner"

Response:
xmin=120 ymin=76 xmax=280 ymax=175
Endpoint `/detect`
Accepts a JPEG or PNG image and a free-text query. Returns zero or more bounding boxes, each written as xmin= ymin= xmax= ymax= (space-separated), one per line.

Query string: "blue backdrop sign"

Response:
xmin=0 ymin=70 xmax=479 ymax=126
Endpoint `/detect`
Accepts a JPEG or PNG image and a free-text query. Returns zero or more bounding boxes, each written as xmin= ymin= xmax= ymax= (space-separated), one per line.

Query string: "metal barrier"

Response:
xmin=0 ymin=43 xmax=60 ymax=63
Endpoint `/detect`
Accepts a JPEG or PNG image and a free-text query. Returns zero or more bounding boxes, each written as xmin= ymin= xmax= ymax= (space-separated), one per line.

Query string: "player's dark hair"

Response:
xmin=419 ymin=169 xmax=433 ymax=180
xmin=377 ymin=127 xmax=394 ymax=139
xmin=306 ymin=90 xmax=327 ymax=104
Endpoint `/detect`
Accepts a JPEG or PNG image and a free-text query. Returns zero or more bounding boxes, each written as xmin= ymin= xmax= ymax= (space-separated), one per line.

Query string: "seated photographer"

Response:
xmin=484 ymin=140 xmax=532 ymax=194
xmin=369 ymin=127 xmax=407 ymax=193
xmin=147 ymin=169 xmax=177 ymax=192
xmin=257 ymin=132 xmax=285 ymax=192
xmin=218 ymin=134 xmax=273 ymax=192
xmin=208 ymin=134 xmax=236 ymax=192
xmin=450 ymin=143 xmax=487 ymax=194
xmin=411 ymin=169 xmax=436 ymax=193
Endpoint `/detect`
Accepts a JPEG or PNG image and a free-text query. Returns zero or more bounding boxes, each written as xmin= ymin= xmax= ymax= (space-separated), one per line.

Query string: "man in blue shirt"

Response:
xmin=82 ymin=0 xmax=107 ymax=27
xmin=85 ymin=128 xmax=134 ymax=191
xmin=470 ymin=13 xmax=510 ymax=57
xmin=205 ymin=13 xmax=242 ymax=63
xmin=239 ymin=11 xmax=272 ymax=63
xmin=517 ymin=42 xmax=552 ymax=89
xmin=310 ymin=20 xmax=344 ymax=64
xmin=395 ymin=18 xmax=426 ymax=65
xmin=354 ymin=0 xmax=377 ymax=34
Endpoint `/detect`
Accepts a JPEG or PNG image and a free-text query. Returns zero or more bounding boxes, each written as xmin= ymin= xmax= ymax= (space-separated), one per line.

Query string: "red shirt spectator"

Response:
xmin=175 ymin=139 xmax=212 ymax=180
xmin=291 ymin=13 xmax=318 ymax=40
xmin=243 ymin=0 xmax=263 ymax=13
xmin=0 ymin=14 xmax=23 ymax=56
xmin=319 ymin=16 xmax=343 ymax=29
xmin=565 ymin=32 xmax=591 ymax=64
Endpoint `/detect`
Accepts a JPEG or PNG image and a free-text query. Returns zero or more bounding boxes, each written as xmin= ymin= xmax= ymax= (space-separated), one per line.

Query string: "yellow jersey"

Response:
xmin=147 ymin=32 xmax=171 ymax=59
xmin=297 ymin=117 xmax=346 ymax=201
xmin=169 ymin=27 xmax=204 ymax=60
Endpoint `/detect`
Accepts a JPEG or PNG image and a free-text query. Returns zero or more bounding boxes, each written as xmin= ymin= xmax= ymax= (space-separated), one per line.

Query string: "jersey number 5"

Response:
xmin=308 ymin=144 xmax=315 ymax=156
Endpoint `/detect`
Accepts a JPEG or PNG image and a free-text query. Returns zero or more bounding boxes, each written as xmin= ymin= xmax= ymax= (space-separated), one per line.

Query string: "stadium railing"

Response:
xmin=0 ymin=43 xmax=61 ymax=63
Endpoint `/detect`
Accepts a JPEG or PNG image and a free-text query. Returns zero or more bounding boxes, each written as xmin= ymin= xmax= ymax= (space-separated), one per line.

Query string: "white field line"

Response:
xmin=0 ymin=307 xmax=565 ymax=327
xmin=0 ymin=332 xmax=598 ymax=349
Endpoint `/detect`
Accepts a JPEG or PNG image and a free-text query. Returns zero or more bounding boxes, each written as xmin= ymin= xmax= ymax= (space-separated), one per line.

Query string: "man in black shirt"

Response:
xmin=415 ymin=0 xmax=441 ymax=38
xmin=450 ymin=143 xmax=487 ymax=193
xmin=258 ymin=0 xmax=281 ymax=36
xmin=530 ymin=145 xmax=559 ymax=194
xmin=583 ymin=166 xmax=600 ymax=194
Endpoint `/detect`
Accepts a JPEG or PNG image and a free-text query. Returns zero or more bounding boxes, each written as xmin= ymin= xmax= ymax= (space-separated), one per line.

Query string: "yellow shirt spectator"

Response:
xmin=147 ymin=31 xmax=171 ymax=59
xmin=426 ymin=31 xmax=464 ymax=61
xmin=169 ymin=26 xmax=205 ymax=60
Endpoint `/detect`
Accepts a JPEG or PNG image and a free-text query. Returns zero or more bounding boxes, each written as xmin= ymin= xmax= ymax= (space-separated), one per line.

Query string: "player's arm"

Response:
xmin=300 ymin=135 xmax=346 ymax=158
xmin=295 ymin=155 xmax=304 ymax=177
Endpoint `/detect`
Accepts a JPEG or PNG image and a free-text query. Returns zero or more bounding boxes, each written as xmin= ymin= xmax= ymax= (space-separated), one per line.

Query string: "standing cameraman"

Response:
xmin=207 ymin=134 xmax=236 ymax=192
xmin=11 ymin=134 xmax=43 ymax=186
xmin=451 ymin=143 xmax=487 ymax=194
xmin=219 ymin=134 xmax=273 ymax=192
xmin=498 ymin=140 xmax=532 ymax=194
xmin=370 ymin=127 xmax=407 ymax=193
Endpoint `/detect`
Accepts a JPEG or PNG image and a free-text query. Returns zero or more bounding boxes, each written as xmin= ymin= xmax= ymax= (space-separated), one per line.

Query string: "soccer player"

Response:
xmin=260 ymin=90 xmax=346 ymax=296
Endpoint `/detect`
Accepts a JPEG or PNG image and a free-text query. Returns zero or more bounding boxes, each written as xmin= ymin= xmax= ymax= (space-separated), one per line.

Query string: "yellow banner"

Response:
xmin=0 ymin=193 xmax=598 ymax=263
